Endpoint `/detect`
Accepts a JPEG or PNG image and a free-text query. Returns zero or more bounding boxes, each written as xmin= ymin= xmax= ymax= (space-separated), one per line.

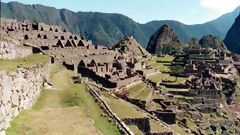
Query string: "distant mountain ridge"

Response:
xmin=1 ymin=1 xmax=240 ymax=48
xmin=224 ymin=14 xmax=240 ymax=54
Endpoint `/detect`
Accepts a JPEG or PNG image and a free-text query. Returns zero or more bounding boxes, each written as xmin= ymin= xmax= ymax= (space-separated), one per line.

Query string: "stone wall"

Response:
xmin=0 ymin=38 xmax=32 ymax=59
xmin=0 ymin=63 xmax=50 ymax=135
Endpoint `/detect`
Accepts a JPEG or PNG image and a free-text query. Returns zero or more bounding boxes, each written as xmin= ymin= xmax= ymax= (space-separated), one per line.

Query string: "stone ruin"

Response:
xmin=0 ymin=36 xmax=32 ymax=59
xmin=182 ymin=47 xmax=235 ymax=75
xmin=0 ymin=18 xmax=152 ymax=90
xmin=123 ymin=118 xmax=173 ymax=135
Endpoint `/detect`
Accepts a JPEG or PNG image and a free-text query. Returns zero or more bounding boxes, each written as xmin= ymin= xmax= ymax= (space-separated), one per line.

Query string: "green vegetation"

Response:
xmin=127 ymin=83 xmax=152 ymax=101
xmin=128 ymin=125 xmax=143 ymax=135
xmin=0 ymin=54 xmax=49 ymax=72
xmin=128 ymin=83 xmax=145 ymax=95
xmin=158 ymin=42 xmax=182 ymax=55
xmin=146 ymin=55 xmax=186 ymax=91
xmin=170 ymin=125 xmax=188 ymax=135
xmin=147 ymin=56 xmax=174 ymax=72
xmin=149 ymin=119 xmax=169 ymax=132
xmin=147 ymin=56 xmax=177 ymax=83
xmin=6 ymin=65 xmax=120 ymax=135
xmin=148 ymin=73 xmax=176 ymax=84
xmin=101 ymin=92 xmax=146 ymax=119
xmin=170 ymin=65 xmax=184 ymax=74
xmin=134 ymin=87 xmax=152 ymax=101
xmin=148 ymin=56 xmax=174 ymax=64
xmin=199 ymin=35 xmax=227 ymax=50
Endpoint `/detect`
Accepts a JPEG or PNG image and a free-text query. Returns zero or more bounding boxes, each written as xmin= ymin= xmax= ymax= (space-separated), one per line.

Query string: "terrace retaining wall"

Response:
xmin=0 ymin=62 xmax=50 ymax=135
xmin=0 ymin=39 xmax=32 ymax=59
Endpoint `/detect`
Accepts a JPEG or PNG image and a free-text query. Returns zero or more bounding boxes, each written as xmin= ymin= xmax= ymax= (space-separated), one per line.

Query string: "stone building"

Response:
xmin=1 ymin=18 xmax=150 ymax=90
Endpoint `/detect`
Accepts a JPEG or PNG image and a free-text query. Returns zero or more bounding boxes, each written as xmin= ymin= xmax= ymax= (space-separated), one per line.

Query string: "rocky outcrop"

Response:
xmin=146 ymin=25 xmax=181 ymax=55
xmin=224 ymin=14 xmax=240 ymax=54
xmin=199 ymin=35 xmax=227 ymax=50
xmin=0 ymin=37 xmax=32 ymax=59
xmin=188 ymin=38 xmax=199 ymax=47
xmin=0 ymin=62 xmax=50 ymax=135
xmin=113 ymin=36 xmax=151 ymax=57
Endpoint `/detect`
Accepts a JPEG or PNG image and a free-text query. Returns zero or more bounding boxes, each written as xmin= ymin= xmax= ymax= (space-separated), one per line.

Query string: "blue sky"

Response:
xmin=2 ymin=0 xmax=240 ymax=24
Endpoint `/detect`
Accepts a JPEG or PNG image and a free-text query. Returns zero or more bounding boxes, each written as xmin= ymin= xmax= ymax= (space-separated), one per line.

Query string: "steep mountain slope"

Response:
xmin=143 ymin=7 xmax=240 ymax=43
xmin=0 ymin=2 xmax=148 ymax=47
xmin=1 ymin=2 xmax=239 ymax=48
xmin=147 ymin=25 xmax=182 ymax=54
xmin=224 ymin=14 xmax=240 ymax=54
xmin=199 ymin=35 xmax=227 ymax=50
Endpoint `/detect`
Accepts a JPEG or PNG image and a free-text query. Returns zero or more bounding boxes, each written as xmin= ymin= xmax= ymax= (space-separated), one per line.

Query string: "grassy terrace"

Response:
xmin=101 ymin=92 xmax=146 ymax=119
xmin=147 ymin=56 xmax=174 ymax=72
xmin=6 ymin=65 xmax=120 ymax=135
xmin=127 ymin=83 xmax=153 ymax=101
xmin=170 ymin=125 xmax=188 ymax=135
xmin=100 ymin=92 xmax=170 ymax=135
xmin=146 ymin=55 xmax=187 ymax=88
xmin=127 ymin=125 xmax=143 ymax=135
xmin=149 ymin=119 xmax=170 ymax=133
xmin=0 ymin=54 xmax=49 ymax=72
xmin=147 ymin=73 xmax=176 ymax=84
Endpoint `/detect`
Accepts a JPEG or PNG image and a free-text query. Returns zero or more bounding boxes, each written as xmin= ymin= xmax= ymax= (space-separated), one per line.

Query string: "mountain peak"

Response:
xmin=199 ymin=35 xmax=227 ymax=51
xmin=224 ymin=14 xmax=240 ymax=54
xmin=146 ymin=25 xmax=181 ymax=54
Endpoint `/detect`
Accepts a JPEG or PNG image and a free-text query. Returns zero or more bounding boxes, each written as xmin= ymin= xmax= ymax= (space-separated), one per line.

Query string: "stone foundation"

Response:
xmin=0 ymin=38 xmax=32 ymax=59
xmin=0 ymin=63 xmax=50 ymax=135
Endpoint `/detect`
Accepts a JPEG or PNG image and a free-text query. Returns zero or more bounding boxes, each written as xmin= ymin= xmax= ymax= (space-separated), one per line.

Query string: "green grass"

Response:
xmin=146 ymin=55 xmax=186 ymax=89
xmin=148 ymin=73 xmax=175 ymax=84
xmin=170 ymin=124 xmax=188 ymax=135
xmin=101 ymin=92 xmax=146 ymax=119
xmin=127 ymin=83 xmax=153 ymax=101
xmin=154 ymin=56 xmax=174 ymax=62
xmin=70 ymin=84 xmax=120 ymax=135
xmin=134 ymin=87 xmax=152 ymax=101
xmin=6 ymin=65 xmax=120 ymax=135
xmin=128 ymin=125 xmax=143 ymax=135
xmin=146 ymin=101 xmax=163 ymax=110
xmin=128 ymin=83 xmax=145 ymax=94
xmin=147 ymin=72 xmax=186 ymax=86
xmin=149 ymin=119 xmax=169 ymax=133
xmin=0 ymin=54 xmax=49 ymax=72
xmin=147 ymin=56 xmax=174 ymax=72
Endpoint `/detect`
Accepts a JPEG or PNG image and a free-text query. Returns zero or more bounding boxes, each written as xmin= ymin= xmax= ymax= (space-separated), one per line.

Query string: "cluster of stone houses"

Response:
xmin=150 ymin=47 xmax=239 ymax=127
xmin=182 ymin=47 xmax=235 ymax=76
xmin=0 ymin=18 xmax=155 ymax=90
xmin=172 ymin=47 xmax=239 ymax=112
xmin=1 ymin=18 xmax=240 ymax=134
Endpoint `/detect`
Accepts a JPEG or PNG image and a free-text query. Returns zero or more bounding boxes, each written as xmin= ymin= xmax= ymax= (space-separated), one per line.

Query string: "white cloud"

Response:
xmin=200 ymin=0 xmax=240 ymax=14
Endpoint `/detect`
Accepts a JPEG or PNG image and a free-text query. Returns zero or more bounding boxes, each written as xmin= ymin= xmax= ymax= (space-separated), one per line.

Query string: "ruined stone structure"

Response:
xmin=0 ymin=18 xmax=151 ymax=90
xmin=182 ymin=47 xmax=235 ymax=76
xmin=113 ymin=36 xmax=151 ymax=58
xmin=0 ymin=62 xmax=50 ymax=135
xmin=0 ymin=37 xmax=32 ymax=59
xmin=123 ymin=118 xmax=173 ymax=135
